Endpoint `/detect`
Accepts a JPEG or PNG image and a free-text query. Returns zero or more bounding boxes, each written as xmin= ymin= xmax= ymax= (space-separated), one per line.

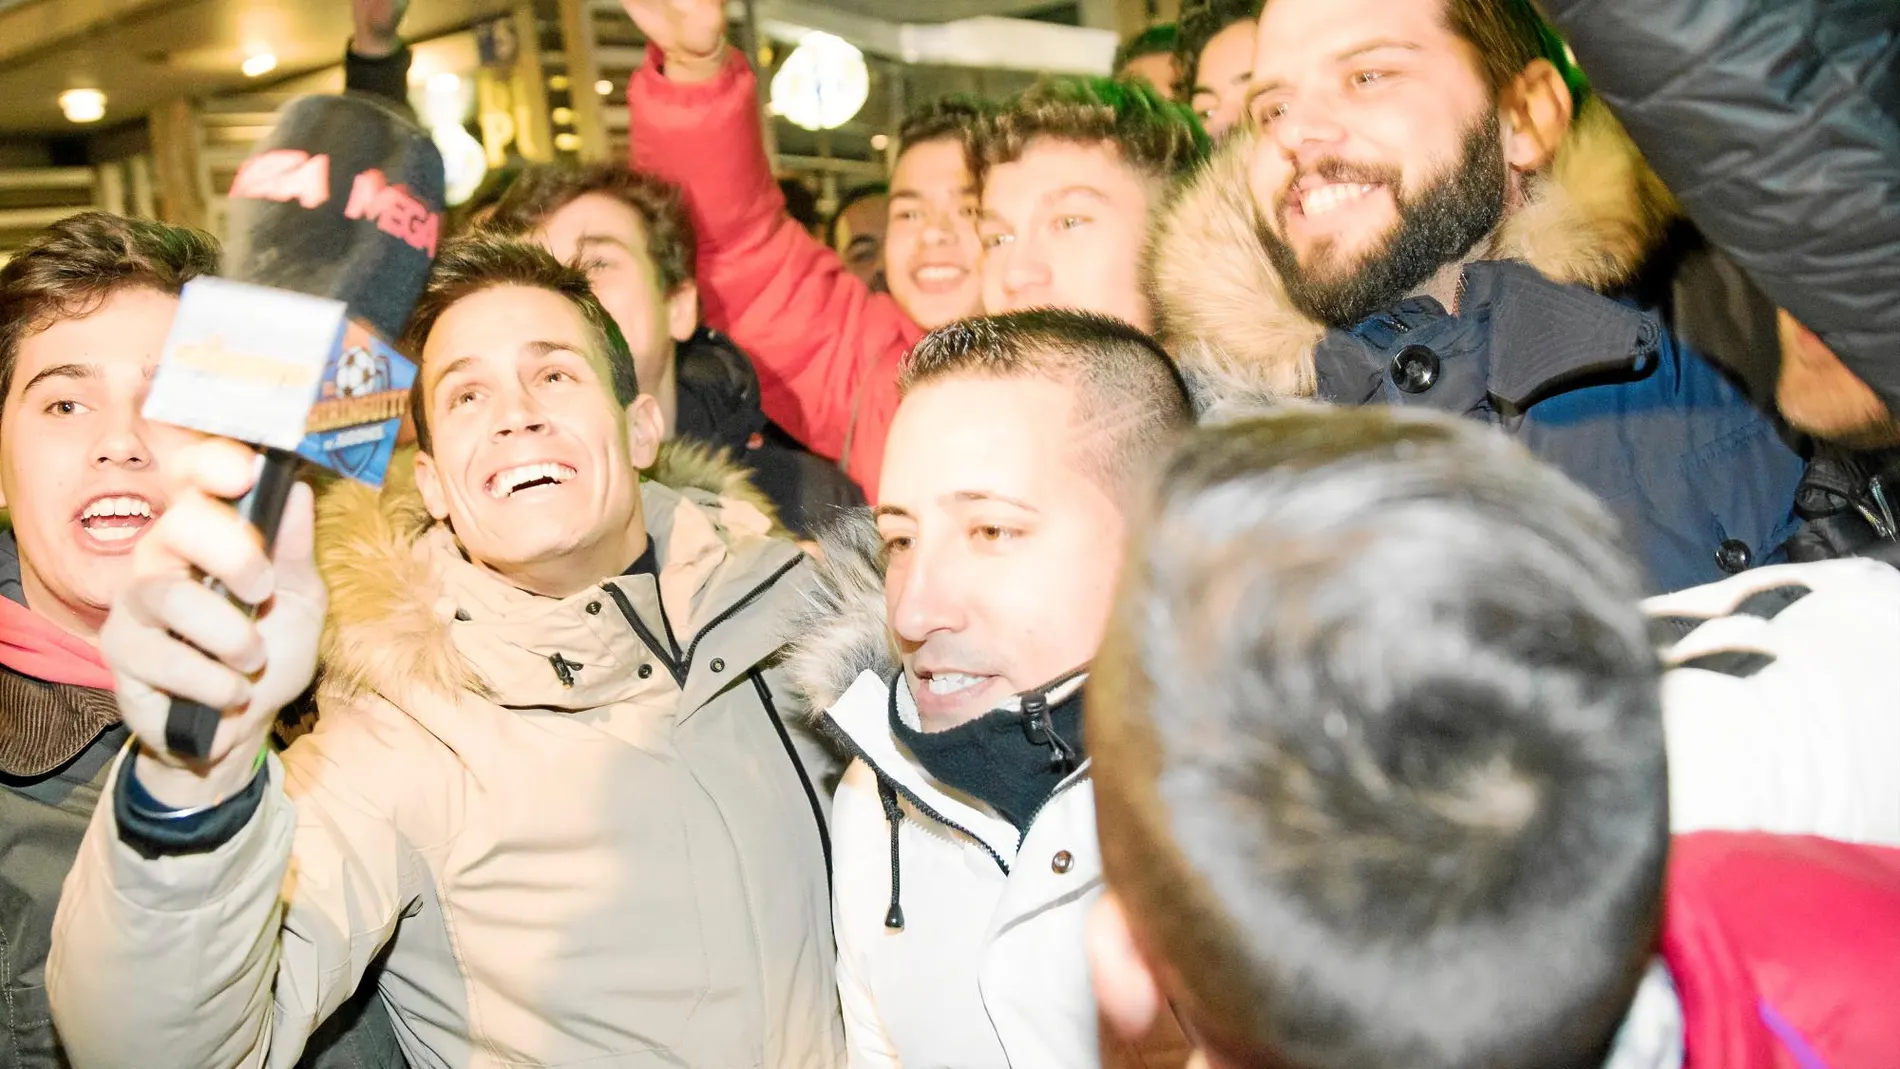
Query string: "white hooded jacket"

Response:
xmin=787 ymin=514 xmax=1189 ymax=1069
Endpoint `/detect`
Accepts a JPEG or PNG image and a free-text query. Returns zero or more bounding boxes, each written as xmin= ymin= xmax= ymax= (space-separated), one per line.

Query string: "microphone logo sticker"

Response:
xmin=229 ymin=149 xmax=331 ymax=209
xmin=296 ymin=322 xmax=416 ymax=489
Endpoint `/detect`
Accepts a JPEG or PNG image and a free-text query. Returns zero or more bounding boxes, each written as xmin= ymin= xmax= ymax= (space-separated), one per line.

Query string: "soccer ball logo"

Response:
xmin=335 ymin=345 xmax=389 ymax=398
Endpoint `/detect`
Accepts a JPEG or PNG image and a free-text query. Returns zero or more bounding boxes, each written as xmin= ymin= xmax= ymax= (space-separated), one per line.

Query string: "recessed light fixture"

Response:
xmin=870 ymin=133 xmax=889 ymax=151
xmin=59 ymin=89 xmax=106 ymax=124
xmin=595 ymin=79 xmax=613 ymax=96
xmin=241 ymin=52 xmax=278 ymax=78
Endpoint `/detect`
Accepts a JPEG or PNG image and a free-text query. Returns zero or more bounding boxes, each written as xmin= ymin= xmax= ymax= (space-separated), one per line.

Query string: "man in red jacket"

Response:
xmin=622 ymin=0 xmax=984 ymax=498
xmin=1085 ymin=407 xmax=1900 ymax=1069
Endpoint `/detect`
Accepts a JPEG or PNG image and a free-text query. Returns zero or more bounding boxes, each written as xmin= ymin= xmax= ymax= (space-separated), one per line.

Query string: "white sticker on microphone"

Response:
xmin=144 ymin=277 xmax=348 ymax=451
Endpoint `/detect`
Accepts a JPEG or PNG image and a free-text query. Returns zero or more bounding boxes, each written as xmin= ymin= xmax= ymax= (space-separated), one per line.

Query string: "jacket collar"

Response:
xmin=1313 ymin=260 xmax=1664 ymax=412
xmin=1152 ymin=97 xmax=1681 ymax=411
xmin=315 ymin=441 xmax=796 ymax=710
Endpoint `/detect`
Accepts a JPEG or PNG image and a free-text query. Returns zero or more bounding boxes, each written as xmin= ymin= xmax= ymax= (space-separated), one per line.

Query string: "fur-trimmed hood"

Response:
xmin=784 ymin=508 xmax=893 ymax=716
xmin=314 ymin=438 xmax=788 ymax=704
xmin=1151 ymin=97 xmax=1680 ymax=404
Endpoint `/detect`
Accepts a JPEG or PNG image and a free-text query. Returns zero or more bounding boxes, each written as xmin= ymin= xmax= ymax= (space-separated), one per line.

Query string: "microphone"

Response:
xmin=141 ymin=92 xmax=444 ymax=760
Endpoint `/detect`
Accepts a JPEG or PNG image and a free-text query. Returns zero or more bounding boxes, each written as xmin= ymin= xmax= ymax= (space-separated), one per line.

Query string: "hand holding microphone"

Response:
xmin=110 ymin=91 xmax=443 ymax=774
xmin=100 ymin=441 xmax=328 ymax=807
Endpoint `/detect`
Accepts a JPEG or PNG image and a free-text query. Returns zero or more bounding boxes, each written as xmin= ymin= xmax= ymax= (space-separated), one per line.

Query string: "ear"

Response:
xmin=413 ymin=449 xmax=451 ymax=522
xmin=665 ymin=282 xmax=700 ymax=343
xmin=1498 ymin=58 xmax=1572 ymax=174
xmin=1088 ymin=892 xmax=1163 ymax=1041
xmin=624 ymin=393 xmax=665 ymax=470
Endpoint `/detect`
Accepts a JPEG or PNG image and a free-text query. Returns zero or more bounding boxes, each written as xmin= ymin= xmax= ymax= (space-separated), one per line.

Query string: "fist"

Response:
xmin=618 ymin=0 xmax=728 ymax=81
xmin=100 ymin=439 xmax=328 ymax=807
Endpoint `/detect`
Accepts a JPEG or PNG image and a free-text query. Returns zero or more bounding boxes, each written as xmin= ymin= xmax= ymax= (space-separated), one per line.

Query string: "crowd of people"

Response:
xmin=2 ymin=0 xmax=1897 ymax=1066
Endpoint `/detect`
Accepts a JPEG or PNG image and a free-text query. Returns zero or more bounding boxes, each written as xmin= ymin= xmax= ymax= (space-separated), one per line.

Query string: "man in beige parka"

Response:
xmin=46 ymin=237 xmax=843 ymax=1069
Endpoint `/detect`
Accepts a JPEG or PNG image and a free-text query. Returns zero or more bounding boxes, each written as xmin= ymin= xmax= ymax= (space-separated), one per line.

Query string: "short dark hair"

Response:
xmin=1175 ymin=0 xmax=1261 ymax=99
xmin=1114 ymin=23 xmax=1180 ymax=72
xmin=899 ymin=310 xmax=1192 ymax=496
xmin=483 ymin=162 xmax=697 ymax=295
xmin=0 ymin=212 xmax=218 ymax=416
xmin=1089 ymin=407 xmax=1668 ymax=1069
xmin=984 ymin=76 xmax=1209 ymax=186
xmin=896 ymin=94 xmax=994 ymax=160
xmin=402 ymin=237 xmax=637 ymax=454
xmin=825 ymin=182 xmax=890 ymax=251
xmin=1441 ymin=0 xmax=1555 ymax=95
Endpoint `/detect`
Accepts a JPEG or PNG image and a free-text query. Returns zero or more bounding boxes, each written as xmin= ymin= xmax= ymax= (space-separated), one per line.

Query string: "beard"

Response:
xmin=1256 ymin=109 xmax=1509 ymax=328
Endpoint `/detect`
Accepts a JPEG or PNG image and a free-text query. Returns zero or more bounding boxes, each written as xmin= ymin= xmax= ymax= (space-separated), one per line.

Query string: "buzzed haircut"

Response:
xmin=1089 ymin=407 xmax=1668 ymax=1069
xmin=482 ymin=162 xmax=697 ymax=296
xmin=899 ymin=310 xmax=1192 ymax=497
xmin=896 ymin=94 xmax=994 ymax=160
xmin=0 ymin=211 xmax=218 ymax=415
xmin=1175 ymin=0 xmax=1261 ymax=99
xmin=1114 ymin=22 xmax=1180 ymax=72
xmin=402 ymin=236 xmax=638 ymax=454
xmin=983 ymin=76 xmax=1209 ymax=186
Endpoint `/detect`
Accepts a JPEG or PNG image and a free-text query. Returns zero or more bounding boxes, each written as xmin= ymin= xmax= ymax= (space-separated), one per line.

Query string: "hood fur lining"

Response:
xmin=1152 ymin=98 xmax=1680 ymax=404
xmin=315 ymin=439 xmax=785 ymax=705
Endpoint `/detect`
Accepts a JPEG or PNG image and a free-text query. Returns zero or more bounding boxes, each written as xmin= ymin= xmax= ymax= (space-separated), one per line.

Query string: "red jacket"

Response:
xmin=1666 ymin=833 xmax=1900 ymax=1068
xmin=629 ymin=45 xmax=921 ymax=501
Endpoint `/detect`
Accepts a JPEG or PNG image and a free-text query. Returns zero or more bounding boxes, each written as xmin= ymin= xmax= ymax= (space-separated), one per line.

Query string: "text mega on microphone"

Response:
xmin=141 ymin=92 xmax=445 ymax=758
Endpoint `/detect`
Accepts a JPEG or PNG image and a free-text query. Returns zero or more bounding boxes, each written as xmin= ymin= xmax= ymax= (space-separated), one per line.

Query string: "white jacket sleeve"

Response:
xmin=48 ymin=694 xmax=434 ymax=1069
xmin=1649 ymin=559 xmax=1900 ymax=846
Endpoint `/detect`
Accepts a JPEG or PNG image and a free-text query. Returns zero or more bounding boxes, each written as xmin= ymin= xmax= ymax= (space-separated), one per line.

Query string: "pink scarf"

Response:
xmin=0 ymin=596 xmax=115 ymax=691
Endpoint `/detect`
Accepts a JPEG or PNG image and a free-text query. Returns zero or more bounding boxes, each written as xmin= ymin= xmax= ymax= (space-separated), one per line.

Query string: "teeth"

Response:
xmin=1300 ymin=183 xmax=1377 ymax=217
xmin=926 ymin=672 xmax=985 ymax=696
xmin=80 ymin=496 xmax=153 ymax=521
xmin=914 ymin=266 xmax=965 ymax=282
xmin=88 ymin=525 xmax=141 ymax=543
xmin=488 ymin=462 xmax=577 ymax=499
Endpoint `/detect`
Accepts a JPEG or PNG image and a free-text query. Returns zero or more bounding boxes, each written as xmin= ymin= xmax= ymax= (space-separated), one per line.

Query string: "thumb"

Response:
xmin=270 ymin=481 xmax=324 ymax=599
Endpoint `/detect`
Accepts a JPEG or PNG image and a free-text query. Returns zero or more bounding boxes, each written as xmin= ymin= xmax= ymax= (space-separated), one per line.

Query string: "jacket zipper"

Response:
xmin=819 ymin=715 xmax=1012 ymax=877
xmin=1017 ymin=765 xmax=1091 ymax=852
xmin=601 ymin=551 xmax=806 ymax=688
xmin=751 ymin=670 xmax=833 ymax=885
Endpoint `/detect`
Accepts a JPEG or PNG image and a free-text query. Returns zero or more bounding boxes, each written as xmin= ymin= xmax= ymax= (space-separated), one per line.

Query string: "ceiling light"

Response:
xmin=241 ymin=52 xmax=278 ymax=78
xmin=769 ymin=33 xmax=869 ymax=132
xmin=428 ymin=72 xmax=462 ymax=95
xmin=870 ymin=133 xmax=889 ymax=151
xmin=595 ymin=79 xmax=613 ymax=96
xmin=59 ymin=89 xmax=106 ymax=124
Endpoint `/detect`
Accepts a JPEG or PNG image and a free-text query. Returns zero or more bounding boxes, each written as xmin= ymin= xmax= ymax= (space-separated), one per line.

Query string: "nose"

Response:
xmin=998 ymin=235 xmax=1051 ymax=308
xmin=920 ymin=207 xmax=958 ymax=247
xmin=93 ymin=409 xmax=152 ymax=470
xmin=888 ymin=538 xmax=967 ymax=647
xmin=492 ymin=385 xmax=553 ymax=439
xmin=1271 ymin=97 xmax=1345 ymax=157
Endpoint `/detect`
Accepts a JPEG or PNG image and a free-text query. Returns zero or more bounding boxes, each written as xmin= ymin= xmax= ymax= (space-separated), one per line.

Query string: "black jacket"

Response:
xmin=1542 ymin=0 xmax=1900 ymax=412
xmin=675 ymin=328 xmax=865 ymax=539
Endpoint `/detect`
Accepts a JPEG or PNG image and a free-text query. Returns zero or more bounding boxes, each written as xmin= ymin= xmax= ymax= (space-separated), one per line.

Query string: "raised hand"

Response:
xmin=618 ymin=0 xmax=729 ymax=83
xmin=352 ymin=0 xmax=410 ymax=58
xmin=99 ymin=438 xmax=329 ymax=808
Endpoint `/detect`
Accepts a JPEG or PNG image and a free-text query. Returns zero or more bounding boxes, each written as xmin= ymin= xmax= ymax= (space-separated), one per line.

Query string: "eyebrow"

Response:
xmin=430 ymin=341 xmax=587 ymax=388
xmin=19 ymin=362 xmax=97 ymax=395
xmin=874 ymin=491 xmax=1042 ymax=520
xmin=574 ymin=234 xmax=632 ymax=254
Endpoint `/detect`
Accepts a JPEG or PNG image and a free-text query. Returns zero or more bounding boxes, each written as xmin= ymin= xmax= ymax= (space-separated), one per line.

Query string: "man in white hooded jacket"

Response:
xmin=787 ymin=311 xmax=1195 ymax=1069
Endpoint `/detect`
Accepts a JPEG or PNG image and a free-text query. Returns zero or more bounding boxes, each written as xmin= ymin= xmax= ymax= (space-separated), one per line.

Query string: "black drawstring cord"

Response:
xmin=1019 ymin=665 xmax=1088 ymax=775
xmin=878 ymin=780 xmax=906 ymax=930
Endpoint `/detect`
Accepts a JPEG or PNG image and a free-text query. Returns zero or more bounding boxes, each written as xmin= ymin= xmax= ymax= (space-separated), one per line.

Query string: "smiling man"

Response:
xmin=788 ymin=310 xmax=1194 ymax=1069
xmin=979 ymin=77 xmax=1207 ymax=332
xmin=48 ymin=237 xmax=842 ymax=1068
xmin=1153 ymin=0 xmax=1807 ymax=593
xmin=0 ymin=212 xmax=212 ymax=1067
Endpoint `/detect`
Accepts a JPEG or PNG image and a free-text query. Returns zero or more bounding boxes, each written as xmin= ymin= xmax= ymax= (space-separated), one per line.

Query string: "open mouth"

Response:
xmin=920 ymin=670 xmax=992 ymax=698
xmin=76 ymin=494 xmax=155 ymax=547
xmin=484 ymin=462 xmax=577 ymax=500
xmin=1296 ymin=182 xmax=1382 ymax=218
xmin=909 ymin=263 xmax=970 ymax=294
